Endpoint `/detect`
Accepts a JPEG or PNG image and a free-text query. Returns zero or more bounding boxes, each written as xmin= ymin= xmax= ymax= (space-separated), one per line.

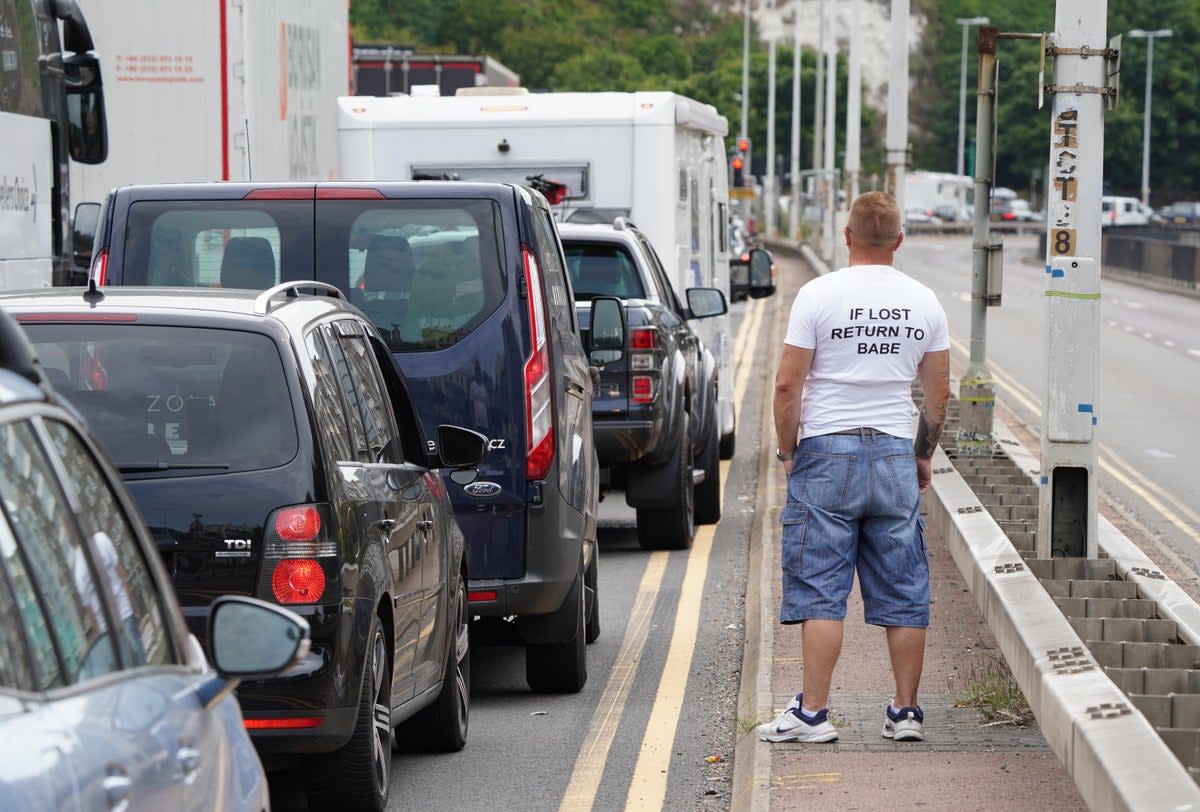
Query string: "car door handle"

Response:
xmin=376 ymin=518 xmax=397 ymax=532
xmin=565 ymin=377 xmax=586 ymax=399
xmin=416 ymin=519 xmax=433 ymax=532
xmin=103 ymin=770 xmax=132 ymax=808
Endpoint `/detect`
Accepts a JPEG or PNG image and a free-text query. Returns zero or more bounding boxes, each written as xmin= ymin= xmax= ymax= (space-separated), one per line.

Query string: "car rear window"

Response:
xmin=120 ymin=200 xmax=314 ymax=288
xmin=562 ymin=241 xmax=646 ymax=300
xmin=314 ymin=198 xmax=506 ymax=352
xmin=23 ymin=325 xmax=298 ymax=474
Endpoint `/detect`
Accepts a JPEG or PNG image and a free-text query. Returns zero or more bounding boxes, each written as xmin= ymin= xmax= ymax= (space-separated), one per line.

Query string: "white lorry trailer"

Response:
xmin=336 ymin=90 xmax=740 ymax=457
xmin=70 ymin=0 xmax=349 ymax=206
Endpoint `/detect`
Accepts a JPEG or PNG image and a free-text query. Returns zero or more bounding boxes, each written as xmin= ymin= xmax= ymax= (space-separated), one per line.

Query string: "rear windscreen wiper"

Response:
xmin=117 ymin=462 xmax=231 ymax=473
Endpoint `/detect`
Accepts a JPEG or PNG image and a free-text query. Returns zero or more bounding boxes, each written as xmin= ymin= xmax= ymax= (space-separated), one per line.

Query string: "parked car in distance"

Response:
xmin=1101 ymin=195 xmax=1158 ymax=227
xmin=0 ymin=308 xmax=310 ymax=812
xmin=990 ymin=198 xmax=1040 ymax=223
xmin=83 ymin=180 xmax=603 ymax=696
xmin=1162 ymin=201 xmax=1200 ymax=225
xmin=559 ymin=219 xmax=726 ymax=550
xmin=4 ymin=282 xmax=489 ymax=811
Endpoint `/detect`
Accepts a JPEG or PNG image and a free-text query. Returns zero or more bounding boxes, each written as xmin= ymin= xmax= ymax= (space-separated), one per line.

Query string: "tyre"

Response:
xmin=401 ymin=569 xmax=470 ymax=752
xmin=584 ymin=549 xmax=600 ymax=644
xmin=306 ymin=612 xmax=392 ymax=811
xmin=719 ymin=404 xmax=736 ymax=460
xmin=694 ymin=410 xmax=721 ymax=525
xmin=525 ymin=570 xmax=587 ymax=694
xmin=636 ymin=414 xmax=695 ymax=550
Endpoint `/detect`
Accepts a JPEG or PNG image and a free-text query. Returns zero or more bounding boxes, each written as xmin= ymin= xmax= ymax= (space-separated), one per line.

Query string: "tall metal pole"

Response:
xmin=822 ymin=0 xmax=837 ymax=263
xmin=884 ymin=0 xmax=908 ymax=213
xmin=956 ymin=17 xmax=989 ymax=177
xmin=1128 ymin=29 xmax=1172 ymax=207
xmin=740 ymin=0 xmax=750 ymax=143
xmin=812 ymin=0 xmax=824 ymax=176
xmin=789 ymin=4 xmax=803 ymax=240
xmin=766 ymin=1 xmax=778 ymax=237
xmin=960 ymin=27 xmax=997 ymax=451
xmin=1037 ymin=0 xmax=1109 ymax=558
xmin=845 ymin=0 xmax=861 ymax=203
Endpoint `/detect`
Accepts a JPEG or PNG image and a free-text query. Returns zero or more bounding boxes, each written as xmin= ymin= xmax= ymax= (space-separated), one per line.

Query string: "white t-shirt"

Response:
xmin=784 ymin=264 xmax=949 ymax=440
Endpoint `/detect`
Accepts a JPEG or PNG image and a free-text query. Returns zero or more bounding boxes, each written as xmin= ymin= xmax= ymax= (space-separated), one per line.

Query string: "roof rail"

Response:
xmin=612 ymin=216 xmax=638 ymax=231
xmin=254 ymin=281 xmax=344 ymax=315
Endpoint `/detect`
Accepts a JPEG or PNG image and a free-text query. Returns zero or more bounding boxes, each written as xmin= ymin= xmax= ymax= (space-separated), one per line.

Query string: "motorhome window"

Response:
xmin=412 ymin=165 xmax=589 ymax=200
xmin=563 ymin=242 xmax=646 ymax=301
xmin=314 ymin=198 xmax=505 ymax=352
xmin=121 ymin=201 xmax=313 ymax=287
xmin=23 ymin=324 xmax=299 ymax=474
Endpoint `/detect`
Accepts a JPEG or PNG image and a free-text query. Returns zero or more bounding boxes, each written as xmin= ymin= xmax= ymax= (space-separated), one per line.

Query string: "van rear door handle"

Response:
xmin=565 ymin=378 xmax=586 ymax=399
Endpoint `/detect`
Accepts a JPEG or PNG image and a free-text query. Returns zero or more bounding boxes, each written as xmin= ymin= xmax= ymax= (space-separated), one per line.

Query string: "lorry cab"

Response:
xmin=87 ymin=180 xmax=603 ymax=694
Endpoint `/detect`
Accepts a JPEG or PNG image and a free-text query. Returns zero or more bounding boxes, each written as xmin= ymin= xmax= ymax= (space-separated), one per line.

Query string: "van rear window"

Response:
xmin=562 ymin=242 xmax=646 ymax=301
xmin=120 ymin=201 xmax=314 ymax=288
xmin=314 ymin=198 xmax=506 ymax=352
xmin=22 ymin=325 xmax=297 ymax=474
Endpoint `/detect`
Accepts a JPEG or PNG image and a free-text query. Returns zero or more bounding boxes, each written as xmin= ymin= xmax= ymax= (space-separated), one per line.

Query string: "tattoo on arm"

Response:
xmin=913 ymin=406 xmax=945 ymax=459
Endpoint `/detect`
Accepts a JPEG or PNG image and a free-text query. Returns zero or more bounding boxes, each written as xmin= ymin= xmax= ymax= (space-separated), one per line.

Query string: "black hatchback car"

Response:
xmin=81 ymin=181 xmax=609 ymax=695
xmin=1 ymin=282 xmax=489 ymax=811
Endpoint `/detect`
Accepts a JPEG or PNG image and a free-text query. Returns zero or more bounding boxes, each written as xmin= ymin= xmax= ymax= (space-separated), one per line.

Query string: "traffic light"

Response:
xmin=735 ymin=136 xmax=751 ymax=187
xmin=730 ymin=154 xmax=745 ymax=187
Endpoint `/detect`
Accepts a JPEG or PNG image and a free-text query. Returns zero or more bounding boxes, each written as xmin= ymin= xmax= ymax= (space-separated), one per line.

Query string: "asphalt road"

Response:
xmin=372 ymin=296 xmax=778 ymax=812
xmin=899 ymin=232 xmax=1200 ymax=593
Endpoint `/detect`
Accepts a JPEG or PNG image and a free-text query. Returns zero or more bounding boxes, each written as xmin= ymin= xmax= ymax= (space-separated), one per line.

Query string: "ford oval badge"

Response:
xmin=464 ymin=481 xmax=502 ymax=498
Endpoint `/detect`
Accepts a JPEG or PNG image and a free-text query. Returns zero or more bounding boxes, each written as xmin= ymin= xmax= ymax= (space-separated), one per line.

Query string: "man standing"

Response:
xmin=758 ymin=191 xmax=950 ymax=744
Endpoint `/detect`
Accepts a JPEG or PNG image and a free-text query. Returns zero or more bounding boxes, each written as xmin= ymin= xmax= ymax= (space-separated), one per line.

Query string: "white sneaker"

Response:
xmin=882 ymin=705 xmax=925 ymax=742
xmin=757 ymin=695 xmax=838 ymax=743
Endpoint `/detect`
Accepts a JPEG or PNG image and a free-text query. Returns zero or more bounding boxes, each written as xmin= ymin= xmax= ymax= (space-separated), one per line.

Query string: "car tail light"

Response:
xmin=315 ymin=187 xmax=385 ymax=199
xmin=243 ymin=188 xmax=314 ymax=200
xmin=469 ymin=590 xmax=498 ymax=603
xmin=244 ymin=717 xmax=324 ymax=730
xmin=275 ymin=506 xmax=321 ymax=541
xmin=632 ymin=375 xmax=655 ymax=404
xmin=92 ymin=247 xmax=108 ymax=286
xmin=522 ymin=246 xmax=554 ymax=481
xmin=630 ymin=327 xmax=658 ymax=350
xmin=271 ymin=559 xmax=327 ymax=604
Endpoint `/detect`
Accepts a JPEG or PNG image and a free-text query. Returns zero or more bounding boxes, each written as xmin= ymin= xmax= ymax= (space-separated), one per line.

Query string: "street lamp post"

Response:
xmin=1128 ymin=28 xmax=1173 ymax=208
xmin=956 ymin=16 xmax=989 ymax=177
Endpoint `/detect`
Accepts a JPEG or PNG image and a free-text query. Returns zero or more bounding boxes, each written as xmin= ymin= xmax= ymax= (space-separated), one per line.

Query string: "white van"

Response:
xmin=337 ymin=89 xmax=742 ymax=457
xmin=1102 ymin=195 xmax=1152 ymax=227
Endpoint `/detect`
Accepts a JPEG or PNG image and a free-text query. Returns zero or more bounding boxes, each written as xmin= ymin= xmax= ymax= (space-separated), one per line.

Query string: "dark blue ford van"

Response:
xmin=84 ymin=181 xmax=605 ymax=693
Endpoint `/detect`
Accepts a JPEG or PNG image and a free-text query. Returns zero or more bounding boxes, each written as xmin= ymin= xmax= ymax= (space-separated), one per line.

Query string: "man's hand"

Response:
xmin=916 ymin=456 xmax=932 ymax=495
xmin=783 ymin=458 xmax=794 ymax=477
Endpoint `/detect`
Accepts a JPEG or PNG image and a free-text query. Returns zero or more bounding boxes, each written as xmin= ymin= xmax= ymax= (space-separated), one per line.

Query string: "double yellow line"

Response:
xmin=948 ymin=337 xmax=1200 ymax=558
xmin=559 ymin=297 xmax=768 ymax=812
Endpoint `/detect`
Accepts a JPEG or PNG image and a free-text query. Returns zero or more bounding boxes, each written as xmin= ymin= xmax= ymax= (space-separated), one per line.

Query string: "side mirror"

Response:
xmin=588 ymin=296 xmax=625 ymax=365
xmin=63 ymin=53 xmax=107 ymax=165
xmin=437 ymin=424 xmax=490 ymax=474
xmin=748 ymin=248 xmax=777 ymax=299
xmin=72 ymin=202 xmax=101 ymax=269
xmin=208 ymin=596 xmax=309 ymax=678
xmin=685 ymin=287 xmax=728 ymax=319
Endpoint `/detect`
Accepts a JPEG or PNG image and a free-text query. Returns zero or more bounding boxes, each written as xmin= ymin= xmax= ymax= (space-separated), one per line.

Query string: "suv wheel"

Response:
xmin=636 ymin=414 xmax=695 ymax=550
xmin=401 ymin=568 xmax=470 ymax=752
xmin=525 ymin=570 xmax=587 ymax=694
xmin=307 ymin=612 xmax=391 ymax=811
xmin=694 ymin=410 xmax=721 ymax=525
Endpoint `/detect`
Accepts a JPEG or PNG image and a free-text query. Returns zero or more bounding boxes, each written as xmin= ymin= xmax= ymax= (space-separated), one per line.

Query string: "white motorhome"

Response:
xmin=70 ymin=0 xmax=349 ymax=206
xmin=337 ymin=90 xmax=740 ymax=457
xmin=905 ymin=170 xmax=974 ymax=222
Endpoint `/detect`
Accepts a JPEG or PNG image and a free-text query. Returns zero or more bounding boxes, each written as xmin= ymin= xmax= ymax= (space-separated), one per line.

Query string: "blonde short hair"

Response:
xmin=847 ymin=191 xmax=902 ymax=248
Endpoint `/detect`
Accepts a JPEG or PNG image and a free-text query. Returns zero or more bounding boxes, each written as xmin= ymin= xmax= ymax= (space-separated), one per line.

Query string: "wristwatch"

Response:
xmin=775 ymin=448 xmax=791 ymax=461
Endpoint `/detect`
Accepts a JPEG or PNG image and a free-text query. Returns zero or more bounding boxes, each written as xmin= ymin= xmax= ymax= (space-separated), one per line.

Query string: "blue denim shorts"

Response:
xmin=779 ymin=429 xmax=930 ymax=628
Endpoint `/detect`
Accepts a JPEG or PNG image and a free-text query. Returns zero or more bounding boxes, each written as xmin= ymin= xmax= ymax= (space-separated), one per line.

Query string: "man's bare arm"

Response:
xmin=913 ymin=349 xmax=950 ymax=459
xmin=773 ymin=345 xmax=814 ymax=463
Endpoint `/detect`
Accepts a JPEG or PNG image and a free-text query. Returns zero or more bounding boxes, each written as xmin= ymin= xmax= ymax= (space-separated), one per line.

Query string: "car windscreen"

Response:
xmin=313 ymin=198 xmax=506 ymax=353
xmin=119 ymin=200 xmax=315 ymax=288
xmin=562 ymin=241 xmax=646 ymax=301
xmin=23 ymin=325 xmax=298 ymax=474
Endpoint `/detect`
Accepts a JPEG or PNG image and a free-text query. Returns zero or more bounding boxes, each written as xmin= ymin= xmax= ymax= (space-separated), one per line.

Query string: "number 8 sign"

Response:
xmin=1051 ymin=228 xmax=1076 ymax=257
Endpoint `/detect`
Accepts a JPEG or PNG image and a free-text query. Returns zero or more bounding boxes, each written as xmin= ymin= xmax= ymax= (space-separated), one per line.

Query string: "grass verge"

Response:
xmin=947 ymin=654 xmax=1035 ymax=727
